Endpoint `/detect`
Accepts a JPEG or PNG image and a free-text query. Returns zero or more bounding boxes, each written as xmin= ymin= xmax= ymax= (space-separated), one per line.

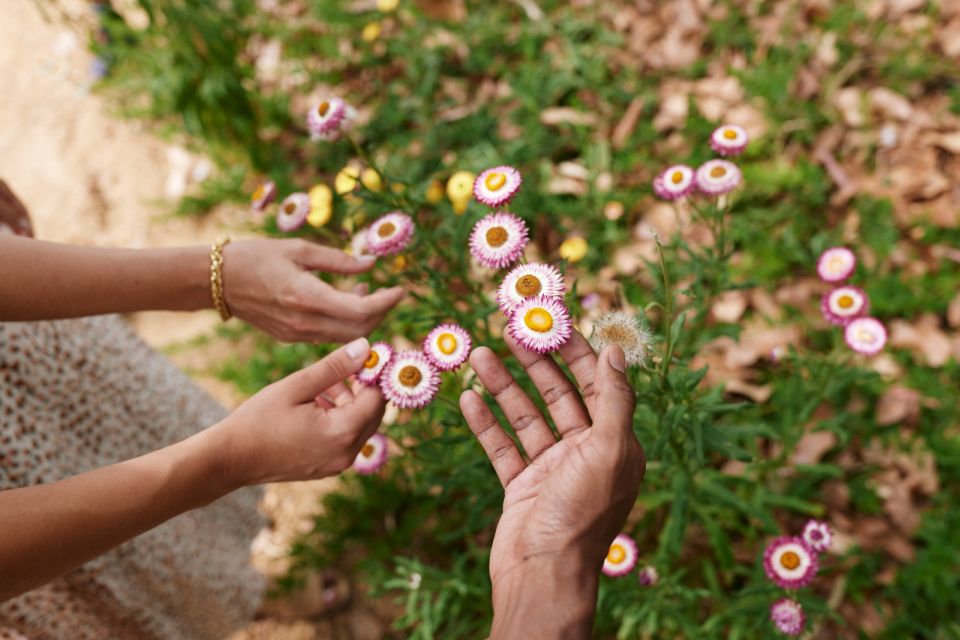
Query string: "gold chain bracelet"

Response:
xmin=209 ymin=235 xmax=232 ymax=321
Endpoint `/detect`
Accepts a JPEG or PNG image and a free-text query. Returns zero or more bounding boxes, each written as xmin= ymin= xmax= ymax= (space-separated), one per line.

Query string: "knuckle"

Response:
xmin=511 ymin=412 xmax=539 ymax=433
xmin=541 ymin=383 xmax=575 ymax=406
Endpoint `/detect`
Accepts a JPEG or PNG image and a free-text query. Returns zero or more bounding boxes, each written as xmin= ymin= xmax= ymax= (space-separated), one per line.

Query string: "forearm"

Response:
xmin=0 ymin=426 xmax=234 ymax=600
xmin=490 ymin=554 xmax=599 ymax=640
xmin=0 ymin=236 xmax=211 ymax=320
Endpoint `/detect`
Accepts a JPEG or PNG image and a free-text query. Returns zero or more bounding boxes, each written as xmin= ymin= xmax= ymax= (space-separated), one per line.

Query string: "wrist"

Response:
xmin=490 ymin=551 xmax=599 ymax=640
xmin=180 ymin=421 xmax=248 ymax=499
xmin=170 ymin=244 xmax=214 ymax=312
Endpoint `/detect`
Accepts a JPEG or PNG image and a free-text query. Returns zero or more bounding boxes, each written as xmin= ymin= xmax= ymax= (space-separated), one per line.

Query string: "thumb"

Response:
xmin=593 ymin=346 xmax=636 ymax=437
xmin=283 ymin=338 xmax=370 ymax=403
xmin=298 ymin=242 xmax=377 ymax=274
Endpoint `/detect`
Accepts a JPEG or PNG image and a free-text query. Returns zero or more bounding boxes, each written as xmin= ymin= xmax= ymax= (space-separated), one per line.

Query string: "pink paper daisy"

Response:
xmin=602 ymin=533 xmax=638 ymax=577
xmin=709 ymin=124 xmax=749 ymax=156
xmin=695 ymin=159 xmax=742 ymax=196
xmin=763 ymin=536 xmax=819 ymax=590
xmin=801 ymin=520 xmax=832 ymax=553
xmin=652 ymin=164 xmax=695 ymax=200
xmin=816 ymin=247 xmax=856 ymax=283
xmin=367 ymin=212 xmax=415 ymax=257
xmin=251 ymin=181 xmax=276 ymax=212
xmin=469 ymin=212 xmax=529 ymax=269
xmin=473 ymin=166 xmax=522 ymax=208
xmin=497 ymin=263 xmax=565 ymax=315
xmin=380 ymin=350 xmax=440 ymax=409
xmin=276 ymin=193 xmax=310 ymax=232
xmin=844 ymin=317 xmax=887 ymax=355
xmin=306 ymin=97 xmax=354 ymax=141
xmin=821 ymin=286 xmax=869 ymax=326
xmin=352 ymin=433 xmax=388 ymax=475
xmin=356 ymin=342 xmax=394 ymax=386
xmin=508 ymin=295 xmax=573 ymax=354
xmin=422 ymin=323 xmax=472 ymax=372
xmin=770 ymin=598 xmax=805 ymax=636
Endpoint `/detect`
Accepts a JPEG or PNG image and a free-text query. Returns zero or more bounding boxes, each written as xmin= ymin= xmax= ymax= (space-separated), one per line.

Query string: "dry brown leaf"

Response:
xmin=792 ymin=430 xmax=837 ymax=466
xmin=875 ymin=384 xmax=922 ymax=426
xmin=612 ymin=97 xmax=644 ymax=149
xmin=834 ymin=87 xmax=866 ymax=128
xmin=711 ymin=290 xmax=749 ymax=323
xmin=539 ymin=107 xmax=598 ymax=127
xmin=869 ymin=87 xmax=914 ymax=120
xmin=889 ymin=314 xmax=954 ymax=367
xmin=949 ymin=292 xmax=960 ymax=328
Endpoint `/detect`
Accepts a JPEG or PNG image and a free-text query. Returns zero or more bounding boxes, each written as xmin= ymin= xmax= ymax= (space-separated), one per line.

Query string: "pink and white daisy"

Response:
xmin=816 ymin=247 xmax=856 ymax=283
xmin=423 ymin=324 xmax=472 ymax=371
xmin=356 ymin=342 xmax=394 ymax=386
xmin=602 ymin=533 xmax=638 ymax=577
xmin=802 ymin=520 xmax=832 ymax=553
xmin=276 ymin=192 xmax=310 ymax=232
xmin=366 ymin=212 xmax=415 ymax=256
xmin=473 ymin=166 xmax=522 ymax=208
xmin=306 ymin=97 xmax=354 ymax=141
xmin=251 ymin=181 xmax=276 ymax=212
xmin=770 ymin=598 xmax=805 ymax=637
xmin=350 ymin=229 xmax=373 ymax=258
xmin=763 ymin=536 xmax=819 ymax=590
xmin=497 ymin=263 xmax=565 ymax=315
xmin=845 ymin=317 xmax=887 ymax=356
xmin=380 ymin=350 xmax=440 ymax=409
xmin=709 ymin=124 xmax=749 ymax=156
xmin=652 ymin=164 xmax=695 ymax=200
xmin=821 ymin=286 xmax=869 ymax=326
xmin=637 ymin=566 xmax=659 ymax=587
xmin=508 ymin=295 xmax=573 ymax=354
xmin=469 ymin=212 xmax=529 ymax=269
xmin=695 ymin=159 xmax=742 ymax=196
xmin=352 ymin=433 xmax=388 ymax=475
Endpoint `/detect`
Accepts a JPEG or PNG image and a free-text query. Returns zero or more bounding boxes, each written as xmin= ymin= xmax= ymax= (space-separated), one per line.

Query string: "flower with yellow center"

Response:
xmin=508 ymin=295 xmax=573 ymax=354
xmin=559 ymin=236 xmax=588 ymax=263
xmin=821 ymin=286 xmax=868 ymax=327
xmin=497 ymin=263 xmax=565 ymax=315
xmin=423 ymin=323 xmax=472 ymax=371
xmin=352 ymin=433 xmax=388 ymax=474
xmin=763 ymin=536 xmax=818 ymax=589
xmin=602 ymin=533 xmax=637 ymax=577
xmin=380 ymin=351 xmax=440 ymax=409
xmin=357 ymin=342 xmax=394 ymax=386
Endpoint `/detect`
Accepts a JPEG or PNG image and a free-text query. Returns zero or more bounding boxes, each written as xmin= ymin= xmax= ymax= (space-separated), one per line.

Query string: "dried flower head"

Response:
xmin=801 ymin=520 xmax=832 ymax=553
xmin=590 ymin=311 xmax=652 ymax=367
xmin=602 ymin=534 xmax=638 ymax=577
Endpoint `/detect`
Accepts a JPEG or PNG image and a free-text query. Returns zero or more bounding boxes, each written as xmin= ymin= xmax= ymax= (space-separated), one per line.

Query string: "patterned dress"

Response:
xmin=0 ymin=212 xmax=264 ymax=639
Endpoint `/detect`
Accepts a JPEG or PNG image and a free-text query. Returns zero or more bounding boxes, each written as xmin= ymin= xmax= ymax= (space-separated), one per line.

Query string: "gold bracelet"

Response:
xmin=209 ymin=235 xmax=232 ymax=321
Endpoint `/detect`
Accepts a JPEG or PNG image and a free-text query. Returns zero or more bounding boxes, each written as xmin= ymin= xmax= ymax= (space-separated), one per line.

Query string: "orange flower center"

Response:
xmin=378 ymin=222 xmax=396 ymax=237
xmin=607 ymin=544 xmax=626 ymax=564
xmin=252 ymin=185 xmax=265 ymax=201
xmin=524 ymin=308 xmax=554 ymax=333
xmin=780 ymin=551 xmax=801 ymax=570
xmin=515 ymin=274 xmax=542 ymax=297
xmin=398 ymin=365 xmax=422 ymax=387
xmin=671 ymin=170 xmax=685 ymax=184
xmin=838 ymin=294 xmax=854 ymax=309
xmin=361 ymin=443 xmax=374 ymax=457
xmin=710 ymin=166 xmax=727 ymax=178
xmin=486 ymin=226 xmax=509 ymax=247
xmin=284 ymin=202 xmax=296 ymax=214
xmin=723 ymin=128 xmax=738 ymax=140
xmin=317 ymin=101 xmax=330 ymax=117
xmin=364 ymin=351 xmax=380 ymax=369
xmin=437 ymin=333 xmax=458 ymax=355
xmin=484 ymin=172 xmax=507 ymax=191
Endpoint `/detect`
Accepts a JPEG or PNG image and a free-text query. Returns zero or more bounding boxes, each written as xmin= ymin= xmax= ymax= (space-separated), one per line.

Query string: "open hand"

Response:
xmin=208 ymin=338 xmax=386 ymax=487
xmin=460 ymin=332 xmax=645 ymax=638
xmin=223 ymin=239 xmax=404 ymax=343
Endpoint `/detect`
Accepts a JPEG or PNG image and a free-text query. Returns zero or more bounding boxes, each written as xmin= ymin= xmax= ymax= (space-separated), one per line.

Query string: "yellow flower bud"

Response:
xmin=307 ymin=203 xmax=332 ymax=228
xmin=360 ymin=168 xmax=383 ymax=192
xmin=309 ymin=183 xmax=333 ymax=208
xmin=446 ymin=170 xmax=475 ymax=202
xmin=361 ymin=22 xmax=382 ymax=43
xmin=559 ymin=236 xmax=588 ymax=263
xmin=377 ymin=0 xmax=399 ymax=11
xmin=451 ymin=196 xmax=470 ymax=215
xmin=425 ymin=180 xmax=444 ymax=204
xmin=334 ymin=167 xmax=360 ymax=195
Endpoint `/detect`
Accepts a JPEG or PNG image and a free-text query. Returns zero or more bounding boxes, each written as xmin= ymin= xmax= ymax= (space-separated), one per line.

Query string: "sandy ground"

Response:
xmin=1 ymin=2 xmax=388 ymax=638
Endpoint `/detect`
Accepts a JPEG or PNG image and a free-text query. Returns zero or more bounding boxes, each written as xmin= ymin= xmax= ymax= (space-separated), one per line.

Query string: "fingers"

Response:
xmin=592 ymin=346 xmax=637 ymax=439
xmin=332 ymin=385 xmax=386 ymax=444
xmin=504 ymin=332 xmax=592 ymax=438
xmin=460 ymin=390 xmax=526 ymax=487
xmin=557 ymin=331 xmax=600 ymax=415
xmin=283 ymin=338 xmax=370 ymax=403
xmin=315 ymin=381 xmax=354 ymax=409
xmin=296 ymin=241 xmax=377 ymax=274
xmin=296 ymin=277 xmax=404 ymax=326
xmin=469 ymin=347 xmax=556 ymax=460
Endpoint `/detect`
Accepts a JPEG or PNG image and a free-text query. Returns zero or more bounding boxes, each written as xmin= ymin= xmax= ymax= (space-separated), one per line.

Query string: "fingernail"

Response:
xmin=345 ymin=337 xmax=369 ymax=359
xmin=607 ymin=346 xmax=626 ymax=373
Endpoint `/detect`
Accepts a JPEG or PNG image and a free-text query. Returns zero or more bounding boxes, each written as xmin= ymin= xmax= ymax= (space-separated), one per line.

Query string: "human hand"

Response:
xmin=0 ymin=179 xmax=34 ymax=237
xmin=206 ymin=338 xmax=386 ymax=487
xmin=222 ymin=238 xmax=404 ymax=343
xmin=460 ymin=332 xmax=645 ymax=639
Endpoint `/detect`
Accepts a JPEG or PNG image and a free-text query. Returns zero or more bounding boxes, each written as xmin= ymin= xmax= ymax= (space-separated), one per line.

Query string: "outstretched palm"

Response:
xmin=460 ymin=332 xmax=645 ymax=586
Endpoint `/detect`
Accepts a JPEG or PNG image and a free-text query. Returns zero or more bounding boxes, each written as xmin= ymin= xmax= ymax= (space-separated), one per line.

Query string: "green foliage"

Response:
xmin=97 ymin=0 xmax=960 ymax=637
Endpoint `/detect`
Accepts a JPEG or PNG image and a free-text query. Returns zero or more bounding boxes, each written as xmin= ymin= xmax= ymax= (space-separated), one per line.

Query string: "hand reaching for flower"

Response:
xmin=459 ymin=332 xmax=645 ymax=639
xmin=223 ymin=239 xmax=404 ymax=343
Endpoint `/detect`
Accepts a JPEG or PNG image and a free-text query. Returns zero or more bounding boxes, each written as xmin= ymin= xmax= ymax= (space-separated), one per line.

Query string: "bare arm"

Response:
xmin=0 ymin=235 xmax=210 ymax=320
xmin=0 ymin=339 xmax=385 ymax=601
